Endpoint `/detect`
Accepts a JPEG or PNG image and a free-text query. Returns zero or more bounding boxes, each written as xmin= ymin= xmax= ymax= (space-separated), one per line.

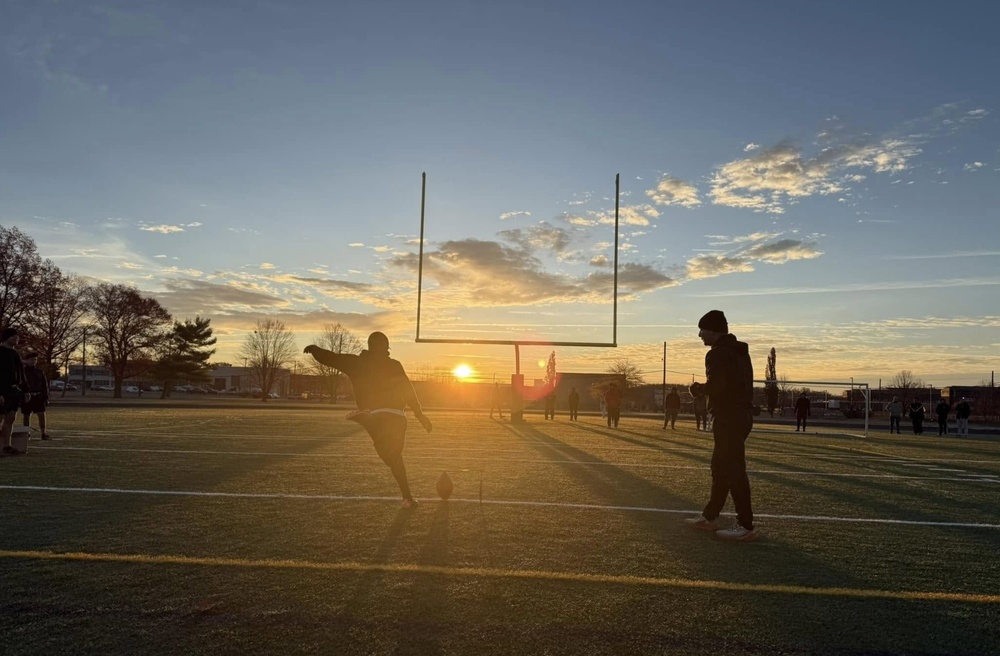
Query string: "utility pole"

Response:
xmin=81 ymin=326 xmax=87 ymax=396
xmin=662 ymin=342 xmax=666 ymax=411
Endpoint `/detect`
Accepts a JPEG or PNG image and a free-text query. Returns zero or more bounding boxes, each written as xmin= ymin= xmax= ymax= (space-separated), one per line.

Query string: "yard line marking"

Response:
xmin=2 ymin=485 xmax=998 ymax=528
xmin=25 ymin=446 xmax=996 ymax=481
xmin=1 ymin=549 xmax=998 ymax=604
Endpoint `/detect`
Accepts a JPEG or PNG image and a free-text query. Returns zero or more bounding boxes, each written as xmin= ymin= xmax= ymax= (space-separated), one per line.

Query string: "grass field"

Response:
xmin=2 ymin=405 xmax=999 ymax=655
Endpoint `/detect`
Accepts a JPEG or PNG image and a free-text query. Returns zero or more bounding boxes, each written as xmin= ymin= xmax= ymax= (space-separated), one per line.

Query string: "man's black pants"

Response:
xmin=703 ymin=411 xmax=754 ymax=530
xmin=365 ymin=412 xmax=412 ymax=501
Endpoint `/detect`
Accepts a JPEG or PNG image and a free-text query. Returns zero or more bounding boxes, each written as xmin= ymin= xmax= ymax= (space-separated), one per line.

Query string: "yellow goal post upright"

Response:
xmin=413 ymin=172 xmax=622 ymax=422
xmin=759 ymin=378 xmax=871 ymax=438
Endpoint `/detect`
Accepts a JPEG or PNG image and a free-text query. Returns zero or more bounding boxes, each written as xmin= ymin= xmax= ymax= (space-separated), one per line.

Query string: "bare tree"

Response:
xmin=239 ymin=319 xmax=297 ymax=401
xmin=0 ymin=225 xmax=45 ymax=330
xmin=86 ymin=283 xmax=172 ymax=398
xmin=607 ymin=358 xmax=644 ymax=392
xmin=890 ymin=370 xmax=924 ymax=390
xmin=545 ymin=351 xmax=557 ymax=387
xmin=306 ymin=323 xmax=361 ymax=402
xmin=23 ymin=268 xmax=90 ymax=382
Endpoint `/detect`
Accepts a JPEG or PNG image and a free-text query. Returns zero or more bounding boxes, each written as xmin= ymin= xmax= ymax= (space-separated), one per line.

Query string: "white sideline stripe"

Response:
xmin=2 ymin=484 xmax=999 ymax=529
xmin=27 ymin=446 xmax=999 ymax=482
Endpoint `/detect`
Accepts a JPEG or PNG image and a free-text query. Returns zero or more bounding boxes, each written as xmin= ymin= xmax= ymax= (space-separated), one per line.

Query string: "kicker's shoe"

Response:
xmin=716 ymin=523 xmax=759 ymax=542
xmin=684 ymin=515 xmax=720 ymax=531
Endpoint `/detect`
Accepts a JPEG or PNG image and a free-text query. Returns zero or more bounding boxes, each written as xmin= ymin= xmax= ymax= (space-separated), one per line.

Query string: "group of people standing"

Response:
xmin=0 ymin=327 xmax=51 ymax=455
xmin=886 ymin=396 xmax=971 ymax=436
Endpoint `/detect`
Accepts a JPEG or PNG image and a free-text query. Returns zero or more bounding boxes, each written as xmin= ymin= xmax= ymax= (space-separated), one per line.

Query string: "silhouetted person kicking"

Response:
xmin=304 ymin=331 xmax=432 ymax=509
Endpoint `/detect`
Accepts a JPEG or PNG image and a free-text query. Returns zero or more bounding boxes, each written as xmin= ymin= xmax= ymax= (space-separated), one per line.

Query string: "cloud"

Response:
xmin=685 ymin=254 xmax=755 ymax=280
xmin=964 ymin=162 xmax=985 ymax=171
xmin=152 ymin=279 xmax=291 ymax=317
xmin=684 ymin=238 xmax=822 ymax=280
xmin=741 ymin=239 xmax=824 ymax=264
xmin=645 ymin=175 xmax=701 ymax=208
xmin=259 ymin=263 xmax=276 ymax=270
xmin=744 ymin=143 xmax=759 ymax=152
xmin=595 ymin=204 xmax=661 ymax=226
xmin=590 ymin=255 xmax=610 ymax=267
xmin=498 ymin=222 xmax=572 ymax=253
xmin=710 ymin=137 xmax=921 ymax=213
xmin=499 ymin=210 xmax=531 ymax=221
xmin=562 ymin=212 xmax=597 ymax=227
xmin=388 ymin=238 xmax=675 ymax=307
xmin=140 ymin=224 xmax=186 ymax=234
xmin=706 ymin=232 xmax=781 ymax=246
xmin=349 ymin=242 xmax=364 ymax=247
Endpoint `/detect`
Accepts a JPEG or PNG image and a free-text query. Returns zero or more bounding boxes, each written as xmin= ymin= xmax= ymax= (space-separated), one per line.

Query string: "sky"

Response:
xmin=2 ymin=0 xmax=999 ymax=389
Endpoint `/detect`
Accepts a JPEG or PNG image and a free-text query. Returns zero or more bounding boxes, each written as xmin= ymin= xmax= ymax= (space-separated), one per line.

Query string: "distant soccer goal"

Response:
xmin=756 ymin=379 xmax=872 ymax=438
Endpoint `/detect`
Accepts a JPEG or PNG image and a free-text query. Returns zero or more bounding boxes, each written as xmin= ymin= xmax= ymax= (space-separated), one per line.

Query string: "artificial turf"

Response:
xmin=1 ymin=405 xmax=998 ymax=655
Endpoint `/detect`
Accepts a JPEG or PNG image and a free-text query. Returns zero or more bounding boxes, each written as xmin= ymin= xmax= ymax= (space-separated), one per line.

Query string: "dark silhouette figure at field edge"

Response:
xmin=20 ymin=352 xmax=50 ymax=440
xmin=604 ymin=383 xmax=622 ymax=428
xmin=935 ymin=398 xmax=950 ymax=436
xmin=544 ymin=387 xmax=556 ymax=420
xmin=685 ymin=310 xmax=757 ymax=542
xmin=304 ymin=331 xmax=432 ymax=509
xmin=693 ymin=390 xmax=708 ymax=431
xmin=794 ymin=393 xmax=811 ymax=432
xmin=909 ymin=398 xmax=925 ymax=435
xmin=663 ymin=387 xmax=680 ymax=429
xmin=568 ymin=386 xmax=580 ymax=421
xmin=490 ymin=382 xmax=503 ymax=419
xmin=0 ymin=328 xmax=28 ymax=455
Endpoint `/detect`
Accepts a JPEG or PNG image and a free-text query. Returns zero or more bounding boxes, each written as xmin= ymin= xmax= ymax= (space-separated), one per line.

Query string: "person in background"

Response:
xmin=663 ymin=387 xmax=680 ymax=429
xmin=935 ymin=397 xmax=950 ymax=436
xmin=693 ymin=390 xmax=708 ymax=431
xmin=604 ymin=383 xmax=622 ymax=428
xmin=544 ymin=386 xmax=556 ymax=420
xmin=567 ymin=386 xmax=580 ymax=421
xmin=955 ymin=397 xmax=971 ymax=437
xmin=885 ymin=396 xmax=904 ymax=434
xmin=909 ymin=398 xmax=925 ymax=435
xmin=0 ymin=328 xmax=28 ymax=455
xmin=20 ymin=352 xmax=50 ymax=440
xmin=490 ymin=381 xmax=504 ymax=419
xmin=794 ymin=393 xmax=811 ymax=432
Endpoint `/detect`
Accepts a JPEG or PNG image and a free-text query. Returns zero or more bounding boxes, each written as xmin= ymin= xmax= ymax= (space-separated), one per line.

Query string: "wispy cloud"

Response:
xmin=645 ymin=175 xmax=701 ymax=208
xmin=140 ymin=224 xmax=186 ymax=234
xmin=499 ymin=210 xmax=531 ymax=221
xmin=886 ymin=250 xmax=1000 ymax=261
xmin=696 ymin=277 xmax=1000 ymax=297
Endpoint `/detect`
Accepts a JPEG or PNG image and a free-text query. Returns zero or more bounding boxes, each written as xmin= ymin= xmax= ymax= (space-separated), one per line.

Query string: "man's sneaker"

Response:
xmin=401 ymin=498 xmax=419 ymax=510
xmin=684 ymin=515 xmax=720 ymax=531
xmin=40 ymin=434 xmax=52 ymax=441
xmin=716 ymin=523 xmax=759 ymax=542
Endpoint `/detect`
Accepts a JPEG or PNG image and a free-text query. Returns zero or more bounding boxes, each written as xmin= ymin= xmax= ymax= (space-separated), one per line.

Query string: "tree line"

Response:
xmin=1 ymin=226 xmax=361 ymax=401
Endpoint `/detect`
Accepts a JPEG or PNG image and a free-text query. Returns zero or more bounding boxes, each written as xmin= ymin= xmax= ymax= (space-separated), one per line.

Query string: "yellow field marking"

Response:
xmin=2 ymin=549 xmax=998 ymax=604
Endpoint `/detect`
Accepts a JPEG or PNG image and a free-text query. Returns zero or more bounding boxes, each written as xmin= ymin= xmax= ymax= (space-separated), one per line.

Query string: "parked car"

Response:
xmin=124 ymin=386 xmax=140 ymax=393
xmin=64 ymin=384 xmax=78 ymax=391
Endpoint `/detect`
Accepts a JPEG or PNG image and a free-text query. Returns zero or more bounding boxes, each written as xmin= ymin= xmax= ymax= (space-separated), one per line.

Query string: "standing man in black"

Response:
xmin=0 ymin=328 xmax=28 ymax=455
xmin=935 ymin=397 xmax=950 ymax=436
xmin=20 ymin=353 xmax=51 ymax=440
xmin=304 ymin=331 xmax=432 ymax=509
xmin=567 ymin=386 xmax=580 ymax=421
xmin=794 ymin=393 xmax=811 ymax=432
xmin=685 ymin=310 xmax=757 ymax=542
xmin=663 ymin=387 xmax=680 ymax=429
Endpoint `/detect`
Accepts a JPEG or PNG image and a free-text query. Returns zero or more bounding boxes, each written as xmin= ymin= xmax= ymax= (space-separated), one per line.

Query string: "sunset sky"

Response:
xmin=3 ymin=0 xmax=999 ymax=388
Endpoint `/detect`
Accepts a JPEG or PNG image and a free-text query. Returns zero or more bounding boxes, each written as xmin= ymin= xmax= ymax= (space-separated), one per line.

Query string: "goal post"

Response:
xmin=757 ymin=379 xmax=871 ymax=438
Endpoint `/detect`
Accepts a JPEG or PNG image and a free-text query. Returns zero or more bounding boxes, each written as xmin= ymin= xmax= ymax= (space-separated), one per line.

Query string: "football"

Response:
xmin=436 ymin=471 xmax=454 ymax=499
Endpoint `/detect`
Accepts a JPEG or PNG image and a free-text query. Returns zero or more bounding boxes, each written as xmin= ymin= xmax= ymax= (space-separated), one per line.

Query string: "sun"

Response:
xmin=452 ymin=364 xmax=473 ymax=380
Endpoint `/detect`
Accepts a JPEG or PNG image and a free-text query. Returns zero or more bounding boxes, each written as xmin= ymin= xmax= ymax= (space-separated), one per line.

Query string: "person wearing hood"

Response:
xmin=685 ymin=310 xmax=757 ymax=542
xmin=304 ymin=331 xmax=432 ymax=509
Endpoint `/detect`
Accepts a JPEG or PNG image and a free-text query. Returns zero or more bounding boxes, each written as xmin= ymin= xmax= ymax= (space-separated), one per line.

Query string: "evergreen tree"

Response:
xmin=765 ymin=348 xmax=778 ymax=417
xmin=152 ymin=317 xmax=217 ymax=397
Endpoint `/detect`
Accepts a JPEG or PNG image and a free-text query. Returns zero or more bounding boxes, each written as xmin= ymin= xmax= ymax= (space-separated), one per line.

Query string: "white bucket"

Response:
xmin=10 ymin=426 xmax=30 ymax=453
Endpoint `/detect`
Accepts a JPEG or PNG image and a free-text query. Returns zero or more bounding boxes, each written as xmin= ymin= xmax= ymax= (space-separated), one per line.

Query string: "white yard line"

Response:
xmin=2 ymin=484 xmax=997 ymax=529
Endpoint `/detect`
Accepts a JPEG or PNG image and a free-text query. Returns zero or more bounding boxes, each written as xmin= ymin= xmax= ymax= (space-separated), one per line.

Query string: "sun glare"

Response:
xmin=452 ymin=364 xmax=473 ymax=380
